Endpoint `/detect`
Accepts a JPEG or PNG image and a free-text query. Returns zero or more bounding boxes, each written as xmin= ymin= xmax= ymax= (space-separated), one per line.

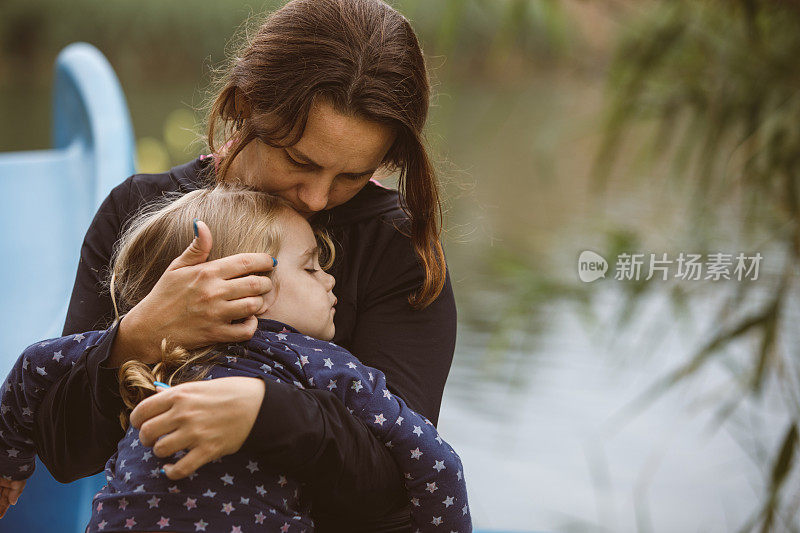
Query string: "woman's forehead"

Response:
xmin=293 ymin=99 xmax=395 ymax=171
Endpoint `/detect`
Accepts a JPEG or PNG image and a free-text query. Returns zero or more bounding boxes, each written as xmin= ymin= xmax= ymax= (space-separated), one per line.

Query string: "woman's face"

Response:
xmin=228 ymin=98 xmax=397 ymax=218
xmin=257 ymin=208 xmax=337 ymax=341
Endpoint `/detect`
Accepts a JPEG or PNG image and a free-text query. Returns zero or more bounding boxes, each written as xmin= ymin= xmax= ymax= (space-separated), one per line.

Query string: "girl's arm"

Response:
xmin=0 ymin=330 xmax=109 ymax=481
xmin=287 ymin=338 xmax=471 ymax=532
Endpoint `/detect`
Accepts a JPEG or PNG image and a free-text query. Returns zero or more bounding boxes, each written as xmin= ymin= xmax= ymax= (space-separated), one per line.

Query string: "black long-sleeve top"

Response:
xmin=31 ymin=156 xmax=457 ymax=532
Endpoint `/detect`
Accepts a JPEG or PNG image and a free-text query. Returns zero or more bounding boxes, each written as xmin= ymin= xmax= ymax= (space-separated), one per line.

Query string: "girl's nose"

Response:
xmin=324 ymin=271 xmax=336 ymax=291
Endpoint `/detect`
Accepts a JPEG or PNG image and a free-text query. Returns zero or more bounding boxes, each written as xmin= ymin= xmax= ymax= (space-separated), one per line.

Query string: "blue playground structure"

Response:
xmin=0 ymin=42 xmax=135 ymax=532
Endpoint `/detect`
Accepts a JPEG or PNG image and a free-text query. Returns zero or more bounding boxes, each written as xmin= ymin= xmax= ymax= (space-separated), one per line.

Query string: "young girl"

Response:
xmin=0 ymin=184 xmax=470 ymax=532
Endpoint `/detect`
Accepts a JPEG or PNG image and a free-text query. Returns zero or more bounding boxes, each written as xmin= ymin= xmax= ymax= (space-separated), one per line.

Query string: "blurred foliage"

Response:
xmin=0 ymin=0 xmax=571 ymax=85
xmin=595 ymin=1 xmax=800 ymax=530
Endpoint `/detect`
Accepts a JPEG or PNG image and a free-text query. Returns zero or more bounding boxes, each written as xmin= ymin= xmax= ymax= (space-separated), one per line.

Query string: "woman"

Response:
xmin=33 ymin=0 xmax=456 ymax=531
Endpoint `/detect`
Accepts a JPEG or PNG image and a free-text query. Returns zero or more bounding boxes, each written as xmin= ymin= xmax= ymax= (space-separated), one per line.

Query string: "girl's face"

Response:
xmin=228 ymin=98 xmax=397 ymax=218
xmin=257 ymin=209 xmax=337 ymax=340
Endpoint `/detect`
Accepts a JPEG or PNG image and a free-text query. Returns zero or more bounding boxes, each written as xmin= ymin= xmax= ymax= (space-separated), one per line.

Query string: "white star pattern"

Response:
xmin=396 ymin=416 xmax=404 ymax=426
xmin=327 ymin=379 xmax=337 ymax=391
xmin=426 ymin=481 xmax=438 ymax=493
xmin=220 ymin=473 xmax=234 ymax=485
xmin=256 ymin=485 xmax=267 ymax=496
xmin=346 ymin=362 xmax=357 ymax=369
xmin=351 ymin=380 xmax=363 ymax=393
xmin=184 ymin=497 xmax=197 ymax=510
xmin=433 ymin=460 xmax=446 ymax=472
xmin=73 ymin=333 xmax=85 ymax=342
xmin=157 ymin=516 xmax=170 ymax=528
xmin=255 ymin=511 xmax=266 ymax=524
xmin=194 ymin=518 xmax=209 ymax=531
xmin=410 ymin=448 xmax=423 ymax=460
xmin=431 ymin=516 xmax=443 ymax=526
xmin=323 ymin=358 xmax=333 ymax=368
xmin=203 ymin=489 xmax=217 ymax=498
xmin=221 ymin=501 xmax=235 ymax=515
xmin=382 ymin=389 xmax=392 ymax=399
xmin=246 ymin=460 xmax=259 ymax=473
xmin=278 ymin=475 xmax=288 ymax=487
xmin=374 ymin=413 xmax=386 ymax=425
xmin=52 ymin=350 xmax=63 ymax=362
xmin=412 ymin=425 xmax=423 ymax=437
xmin=124 ymin=517 xmax=136 ymax=529
xmin=443 ymin=495 xmax=454 ymax=507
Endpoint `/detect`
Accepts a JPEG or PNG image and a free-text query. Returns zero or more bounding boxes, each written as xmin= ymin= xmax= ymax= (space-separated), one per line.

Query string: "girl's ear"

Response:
xmin=256 ymin=274 xmax=279 ymax=316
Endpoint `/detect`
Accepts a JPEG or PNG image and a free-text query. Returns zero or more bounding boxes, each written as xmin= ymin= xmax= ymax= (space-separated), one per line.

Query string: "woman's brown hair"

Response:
xmin=206 ymin=0 xmax=445 ymax=310
xmin=107 ymin=183 xmax=334 ymax=428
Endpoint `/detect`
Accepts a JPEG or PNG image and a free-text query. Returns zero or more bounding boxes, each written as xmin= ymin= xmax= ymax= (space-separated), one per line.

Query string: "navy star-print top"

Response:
xmin=0 ymin=319 xmax=471 ymax=532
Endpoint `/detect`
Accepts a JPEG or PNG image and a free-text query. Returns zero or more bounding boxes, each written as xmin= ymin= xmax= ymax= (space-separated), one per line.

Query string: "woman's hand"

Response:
xmin=0 ymin=478 xmax=25 ymax=519
xmin=110 ymin=220 xmax=276 ymax=366
xmin=129 ymin=377 xmax=265 ymax=479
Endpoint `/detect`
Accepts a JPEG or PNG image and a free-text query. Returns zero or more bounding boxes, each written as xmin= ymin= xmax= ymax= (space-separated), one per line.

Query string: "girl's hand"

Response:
xmin=0 ymin=478 xmax=26 ymax=519
xmin=129 ymin=377 xmax=265 ymax=479
xmin=111 ymin=220 xmax=276 ymax=366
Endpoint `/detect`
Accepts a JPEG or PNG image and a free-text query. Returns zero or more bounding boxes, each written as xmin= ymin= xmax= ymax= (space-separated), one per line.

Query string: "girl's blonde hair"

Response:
xmin=106 ymin=182 xmax=334 ymax=429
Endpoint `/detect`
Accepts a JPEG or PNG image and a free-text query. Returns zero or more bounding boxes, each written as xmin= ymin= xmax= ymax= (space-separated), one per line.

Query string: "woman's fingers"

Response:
xmin=212 ymin=253 xmax=276 ymax=281
xmin=137 ymin=409 xmax=182 ymax=448
xmin=162 ymin=446 xmax=215 ymax=481
xmin=222 ymin=275 xmax=273 ymax=302
xmin=152 ymin=428 xmax=194 ymax=460
xmin=129 ymin=389 xmax=175 ymax=430
xmin=217 ymin=296 xmax=270 ymax=322
xmin=166 ymin=220 xmax=213 ymax=272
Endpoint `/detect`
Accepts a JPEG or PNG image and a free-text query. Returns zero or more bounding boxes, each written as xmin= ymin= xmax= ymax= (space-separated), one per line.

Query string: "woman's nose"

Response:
xmin=324 ymin=272 xmax=336 ymax=291
xmin=298 ymin=179 xmax=332 ymax=212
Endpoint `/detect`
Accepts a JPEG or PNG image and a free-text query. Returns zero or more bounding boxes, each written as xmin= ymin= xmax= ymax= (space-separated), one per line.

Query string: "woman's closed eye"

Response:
xmin=285 ymin=150 xmax=312 ymax=170
xmin=285 ymin=150 xmax=371 ymax=181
